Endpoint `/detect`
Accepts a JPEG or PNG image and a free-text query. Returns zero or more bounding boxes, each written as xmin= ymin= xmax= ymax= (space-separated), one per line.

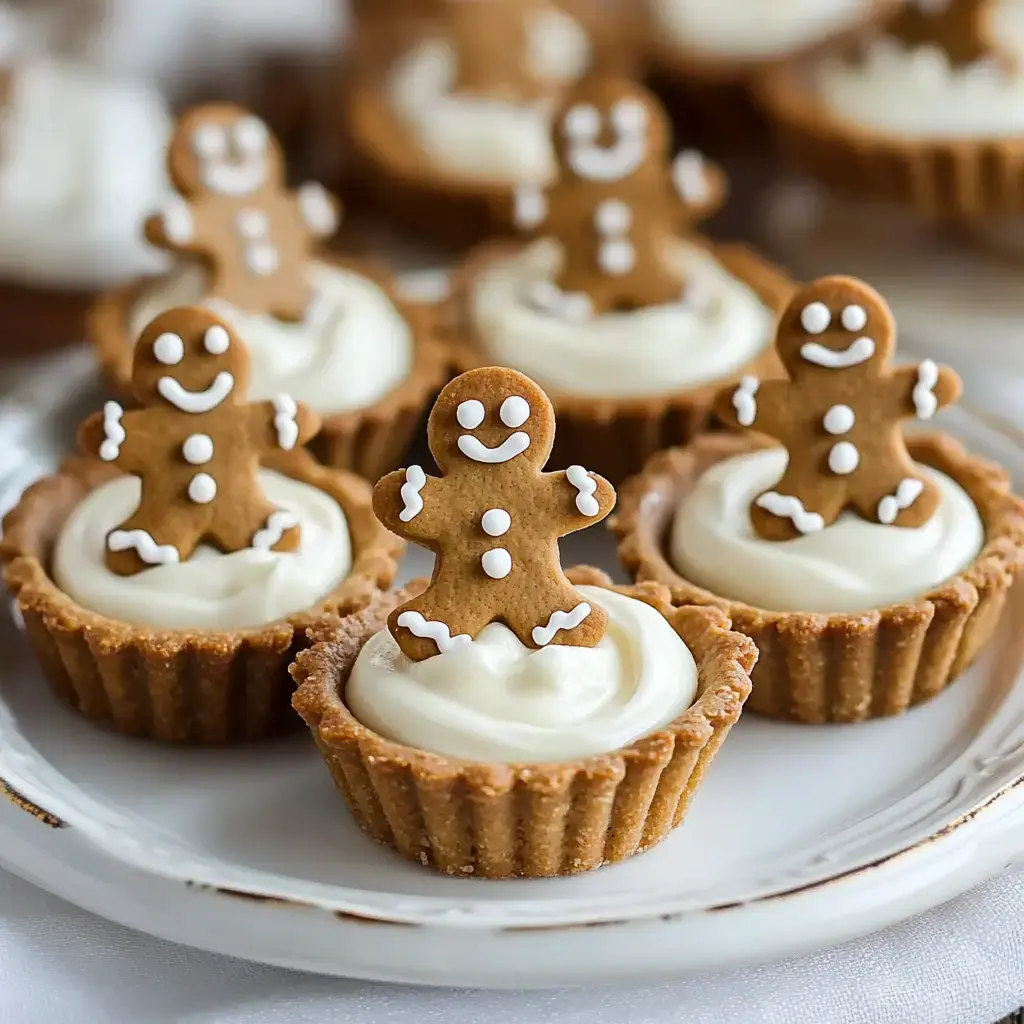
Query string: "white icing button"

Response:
xmin=153 ymin=332 xmax=184 ymax=365
xmin=457 ymin=399 xmax=485 ymax=429
xmin=828 ymin=441 xmax=860 ymax=476
xmin=598 ymin=239 xmax=636 ymax=276
xmin=236 ymin=208 xmax=269 ymax=238
xmin=823 ymin=404 xmax=856 ymax=435
xmin=595 ymin=199 xmax=632 ymax=235
xmin=841 ymin=304 xmax=867 ymax=332
xmin=481 ymin=508 xmax=512 ymax=537
xmin=481 ymin=548 xmax=513 ymax=580
xmin=499 ymin=396 xmax=530 ymax=428
xmin=182 ymin=433 xmax=214 ymax=465
xmin=187 ymin=472 xmax=217 ymax=504
xmin=203 ymin=325 xmax=230 ymax=355
xmin=800 ymin=302 xmax=831 ymax=335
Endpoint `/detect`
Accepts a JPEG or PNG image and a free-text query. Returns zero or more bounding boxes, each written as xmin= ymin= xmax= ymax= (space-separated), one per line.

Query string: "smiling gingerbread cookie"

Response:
xmin=145 ymin=103 xmax=340 ymax=322
xmin=79 ymin=306 xmax=320 ymax=576
xmin=373 ymin=366 xmax=616 ymax=661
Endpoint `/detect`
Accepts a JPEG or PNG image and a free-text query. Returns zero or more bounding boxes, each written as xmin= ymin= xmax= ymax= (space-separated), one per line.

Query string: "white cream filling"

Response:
xmin=53 ymin=470 xmax=352 ymax=630
xmin=670 ymin=448 xmax=984 ymax=614
xmin=815 ymin=7 xmax=1024 ymax=138
xmin=346 ymin=586 xmax=697 ymax=763
xmin=0 ymin=59 xmax=172 ymax=288
xmin=650 ymin=0 xmax=875 ymax=58
xmin=470 ymin=238 xmax=775 ymax=398
xmin=129 ymin=261 xmax=413 ymax=414
xmin=386 ymin=8 xmax=591 ymax=184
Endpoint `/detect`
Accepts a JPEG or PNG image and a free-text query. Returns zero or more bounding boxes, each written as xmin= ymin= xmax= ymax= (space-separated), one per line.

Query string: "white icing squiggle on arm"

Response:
xmin=399 ymin=466 xmax=426 ymax=522
xmin=732 ymin=376 xmax=759 ymax=427
xmin=162 ymin=197 xmax=194 ymax=246
xmin=107 ymin=529 xmax=180 ymax=565
xmin=99 ymin=401 xmax=126 ymax=462
xmin=252 ymin=510 xmax=299 ymax=550
xmin=532 ymin=602 xmax=592 ymax=646
xmin=297 ymin=182 xmax=339 ymax=236
xmin=272 ymin=394 xmax=299 ymax=450
xmin=877 ymin=478 xmax=925 ymax=525
xmin=755 ymin=492 xmax=826 ymax=534
xmin=396 ymin=610 xmax=471 ymax=654
xmin=513 ymin=185 xmax=547 ymax=230
xmin=673 ymin=150 xmax=710 ymax=204
xmin=913 ymin=359 xmax=939 ymax=419
xmin=565 ymin=465 xmax=600 ymax=516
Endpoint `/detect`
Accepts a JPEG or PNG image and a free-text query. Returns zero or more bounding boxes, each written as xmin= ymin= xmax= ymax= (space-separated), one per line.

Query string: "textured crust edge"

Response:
xmin=611 ymin=432 xmax=1024 ymax=722
xmin=0 ymin=451 xmax=404 ymax=743
xmin=290 ymin=570 xmax=756 ymax=878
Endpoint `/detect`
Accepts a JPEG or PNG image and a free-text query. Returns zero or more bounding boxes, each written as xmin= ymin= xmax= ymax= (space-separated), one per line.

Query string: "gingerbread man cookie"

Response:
xmin=884 ymin=0 xmax=1003 ymax=68
xmin=79 ymin=306 xmax=320 ymax=576
xmin=512 ymin=76 xmax=727 ymax=319
xmin=443 ymin=0 xmax=550 ymax=102
xmin=145 ymin=103 xmax=341 ymax=323
xmin=373 ymin=366 xmax=616 ymax=661
xmin=713 ymin=276 xmax=961 ymax=542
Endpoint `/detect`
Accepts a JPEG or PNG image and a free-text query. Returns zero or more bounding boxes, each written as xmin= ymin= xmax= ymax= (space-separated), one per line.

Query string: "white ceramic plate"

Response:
xmin=2 ymin=350 xmax=1024 ymax=989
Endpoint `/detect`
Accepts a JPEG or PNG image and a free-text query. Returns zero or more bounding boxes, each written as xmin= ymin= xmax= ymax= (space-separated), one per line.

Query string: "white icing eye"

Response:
xmin=481 ymin=508 xmax=512 ymax=537
xmin=192 ymin=123 xmax=227 ymax=159
xmin=153 ymin=332 xmax=184 ymax=365
xmin=204 ymin=325 xmax=230 ymax=355
xmin=841 ymin=304 xmax=868 ymax=332
xmin=800 ymin=301 xmax=831 ymax=335
xmin=611 ymin=98 xmax=647 ymax=135
xmin=563 ymin=104 xmax=600 ymax=142
xmin=182 ymin=433 xmax=214 ymax=465
xmin=234 ymin=116 xmax=269 ymax=153
xmin=595 ymin=198 xmax=632 ymax=235
xmin=500 ymin=395 xmax=530 ymax=428
xmin=456 ymin=399 xmax=485 ymax=429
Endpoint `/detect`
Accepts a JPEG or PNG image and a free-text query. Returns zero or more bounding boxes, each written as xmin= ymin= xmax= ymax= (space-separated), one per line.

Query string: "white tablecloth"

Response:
xmin=2 ymin=863 xmax=1023 ymax=1024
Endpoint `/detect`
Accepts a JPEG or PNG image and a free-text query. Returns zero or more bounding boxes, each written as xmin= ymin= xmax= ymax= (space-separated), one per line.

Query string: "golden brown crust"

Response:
xmin=756 ymin=62 xmax=1024 ymax=220
xmin=87 ymin=252 xmax=450 ymax=482
xmin=0 ymin=451 xmax=404 ymax=743
xmin=611 ymin=432 xmax=1024 ymax=722
xmin=291 ymin=570 xmax=755 ymax=878
xmin=446 ymin=237 xmax=794 ymax=482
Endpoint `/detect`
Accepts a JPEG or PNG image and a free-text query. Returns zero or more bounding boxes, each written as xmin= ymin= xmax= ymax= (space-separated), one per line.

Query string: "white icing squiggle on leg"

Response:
xmin=107 ymin=529 xmax=180 ymax=566
xmin=732 ymin=376 xmax=760 ymax=427
xmin=532 ymin=602 xmax=592 ymax=646
xmin=399 ymin=466 xmax=426 ymax=522
xmin=755 ymin=492 xmax=826 ymax=534
xmin=396 ymin=610 xmax=471 ymax=654
xmin=913 ymin=359 xmax=939 ymax=419
xmin=877 ymin=478 xmax=925 ymax=525
xmin=252 ymin=510 xmax=299 ymax=550
xmin=99 ymin=401 xmax=126 ymax=462
xmin=565 ymin=465 xmax=600 ymax=516
xmin=272 ymin=394 xmax=299 ymax=450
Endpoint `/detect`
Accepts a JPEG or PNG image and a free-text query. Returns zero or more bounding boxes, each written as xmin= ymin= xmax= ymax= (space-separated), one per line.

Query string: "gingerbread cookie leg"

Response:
xmin=504 ymin=577 xmax=610 ymax=651
xmin=206 ymin=498 xmax=302 ymax=555
xmin=105 ymin=503 xmax=204 ymax=577
xmin=850 ymin=470 xmax=941 ymax=529
xmin=750 ymin=459 xmax=851 ymax=543
xmin=388 ymin=575 xmax=499 ymax=662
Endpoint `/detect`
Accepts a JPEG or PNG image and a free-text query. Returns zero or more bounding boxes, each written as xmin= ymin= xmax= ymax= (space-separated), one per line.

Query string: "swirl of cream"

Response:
xmin=346 ymin=586 xmax=697 ymax=763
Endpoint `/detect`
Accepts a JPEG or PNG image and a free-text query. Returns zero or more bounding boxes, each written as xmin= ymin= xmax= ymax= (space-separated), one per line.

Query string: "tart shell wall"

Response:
xmin=612 ymin=432 xmax=1024 ymax=723
xmin=290 ymin=568 xmax=756 ymax=879
xmin=1 ymin=452 xmax=404 ymax=744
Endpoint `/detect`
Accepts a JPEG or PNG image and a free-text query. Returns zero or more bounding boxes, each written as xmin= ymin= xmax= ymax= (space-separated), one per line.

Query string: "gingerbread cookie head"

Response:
xmin=553 ymin=77 xmax=671 ymax=187
xmin=774 ymin=276 xmax=896 ymax=383
xmin=427 ymin=366 xmax=556 ymax=476
xmin=168 ymin=103 xmax=285 ymax=199
xmin=131 ymin=307 xmax=252 ymax=413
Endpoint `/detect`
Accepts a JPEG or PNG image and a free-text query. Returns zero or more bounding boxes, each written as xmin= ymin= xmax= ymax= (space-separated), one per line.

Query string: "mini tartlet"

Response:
xmin=88 ymin=102 xmax=448 ymax=482
xmin=449 ymin=76 xmax=793 ymax=482
xmin=614 ymin=276 xmax=1024 ymax=723
xmin=758 ymin=1 xmax=1024 ymax=220
xmin=2 ymin=308 xmax=403 ymax=744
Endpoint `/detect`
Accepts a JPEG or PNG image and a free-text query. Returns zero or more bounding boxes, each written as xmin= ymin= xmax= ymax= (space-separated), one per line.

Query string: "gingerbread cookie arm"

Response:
xmin=144 ymin=194 xmax=217 ymax=258
xmin=372 ymin=468 xmax=447 ymax=546
xmin=78 ymin=404 xmax=150 ymax=474
xmin=713 ymin=376 xmax=790 ymax=437
xmin=888 ymin=360 xmax=962 ymax=423
xmin=542 ymin=466 xmax=615 ymax=536
xmin=248 ymin=397 xmax=321 ymax=456
xmin=670 ymin=150 xmax=727 ymax=226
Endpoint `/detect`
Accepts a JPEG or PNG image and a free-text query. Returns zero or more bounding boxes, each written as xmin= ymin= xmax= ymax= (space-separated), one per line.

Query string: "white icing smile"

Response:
xmin=457 ymin=432 xmax=532 ymax=464
xmin=157 ymin=371 xmax=235 ymax=413
xmin=800 ymin=336 xmax=876 ymax=369
xmin=567 ymin=135 xmax=646 ymax=182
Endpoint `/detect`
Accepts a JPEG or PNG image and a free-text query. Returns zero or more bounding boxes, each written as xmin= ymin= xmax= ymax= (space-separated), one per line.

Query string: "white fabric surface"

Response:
xmin=1 ymin=863 xmax=1022 ymax=1023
